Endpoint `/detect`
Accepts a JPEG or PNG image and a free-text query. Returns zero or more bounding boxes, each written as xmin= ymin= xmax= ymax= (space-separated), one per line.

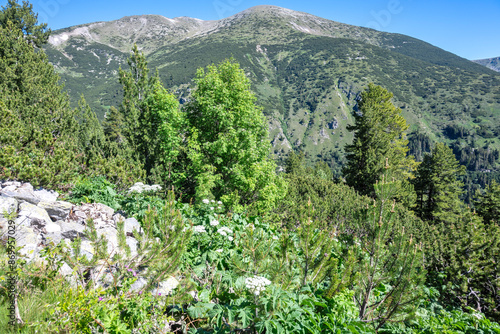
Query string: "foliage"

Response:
xmin=420 ymin=209 xmax=500 ymax=321
xmin=184 ymin=58 xmax=287 ymax=212
xmin=413 ymin=142 xmax=466 ymax=223
xmin=350 ymin=166 xmax=425 ymax=330
xmin=68 ymin=176 xmax=123 ymax=210
xmin=272 ymin=151 xmax=370 ymax=228
xmin=343 ymin=83 xmax=418 ymax=206
xmin=474 ymin=180 xmax=500 ymax=226
xmin=142 ymin=81 xmax=184 ymax=189
xmin=0 ymin=0 xmax=50 ymax=47
xmin=382 ymin=287 xmax=500 ymax=334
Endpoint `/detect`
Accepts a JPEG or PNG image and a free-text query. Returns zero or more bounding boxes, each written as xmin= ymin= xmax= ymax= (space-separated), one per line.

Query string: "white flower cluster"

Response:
xmin=202 ymin=199 xmax=210 ymax=204
xmin=217 ymin=227 xmax=234 ymax=241
xmin=128 ymin=182 xmax=162 ymax=194
xmin=193 ymin=225 xmax=207 ymax=233
xmin=245 ymin=276 xmax=271 ymax=296
xmin=217 ymin=227 xmax=233 ymax=236
xmin=210 ymin=220 xmax=219 ymax=226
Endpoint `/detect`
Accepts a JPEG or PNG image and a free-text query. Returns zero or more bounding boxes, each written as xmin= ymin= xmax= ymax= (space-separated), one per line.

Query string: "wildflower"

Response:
xmin=211 ymin=200 xmax=215 ymax=203
xmin=245 ymin=276 xmax=271 ymax=296
xmin=202 ymin=199 xmax=210 ymax=204
xmin=98 ymin=297 xmax=103 ymax=301
xmin=193 ymin=225 xmax=207 ymax=233
xmin=217 ymin=201 xmax=222 ymax=205
xmin=210 ymin=220 xmax=219 ymax=226
xmin=128 ymin=182 xmax=162 ymax=194
xmin=272 ymin=236 xmax=279 ymax=240
xmin=228 ymin=236 xmax=233 ymax=241
xmin=210 ymin=207 xmax=214 ymax=210
xmin=215 ymin=249 xmax=223 ymax=253
xmin=217 ymin=227 xmax=233 ymax=236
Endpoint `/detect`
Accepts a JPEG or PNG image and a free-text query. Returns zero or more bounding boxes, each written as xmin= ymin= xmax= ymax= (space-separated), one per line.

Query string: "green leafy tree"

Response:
xmin=185 ymin=59 xmax=286 ymax=212
xmin=474 ymin=180 xmax=500 ymax=226
xmin=0 ymin=0 xmax=50 ymax=47
xmin=343 ymin=83 xmax=417 ymax=205
xmin=412 ymin=142 xmax=466 ymax=223
xmin=141 ymin=81 xmax=183 ymax=188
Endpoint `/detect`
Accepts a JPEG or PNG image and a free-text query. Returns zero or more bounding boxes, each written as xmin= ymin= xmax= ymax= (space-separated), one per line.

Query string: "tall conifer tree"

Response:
xmin=343 ymin=84 xmax=417 ymax=205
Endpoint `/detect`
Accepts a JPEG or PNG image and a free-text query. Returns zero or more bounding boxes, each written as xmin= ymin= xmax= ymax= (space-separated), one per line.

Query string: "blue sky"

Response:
xmin=2 ymin=0 xmax=499 ymax=60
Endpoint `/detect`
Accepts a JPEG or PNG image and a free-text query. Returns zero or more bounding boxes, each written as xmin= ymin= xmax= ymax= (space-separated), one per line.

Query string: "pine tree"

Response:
xmin=0 ymin=0 xmax=50 ymax=47
xmin=352 ymin=165 xmax=425 ymax=330
xmin=0 ymin=12 xmax=79 ymax=187
xmin=412 ymin=142 xmax=466 ymax=223
xmin=474 ymin=180 xmax=500 ymax=226
xmin=343 ymin=83 xmax=417 ymax=205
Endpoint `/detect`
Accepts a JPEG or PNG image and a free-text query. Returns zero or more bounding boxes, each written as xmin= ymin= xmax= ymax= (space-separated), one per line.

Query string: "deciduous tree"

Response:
xmin=185 ymin=59 xmax=286 ymax=212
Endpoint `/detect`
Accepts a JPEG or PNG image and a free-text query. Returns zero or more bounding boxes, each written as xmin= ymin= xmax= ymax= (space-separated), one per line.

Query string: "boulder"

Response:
xmin=2 ymin=185 xmax=17 ymax=192
xmin=33 ymin=189 xmax=59 ymax=203
xmin=17 ymin=202 xmax=52 ymax=227
xmin=14 ymin=226 xmax=39 ymax=260
xmin=0 ymin=196 xmax=18 ymax=218
xmin=126 ymin=237 xmax=138 ymax=257
xmin=38 ymin=201 xmax=73 ymax=221
xmin=129 ymin=277 xmax=148 ymax=292
xmin=151 ymin=276 xmax=179 ymax=296
xmin=124 ymin=217 xmax=142 ymax=235
xmin=96 ymin=227 xmax=119 ymax=255
xmin=2 ymin=181 xmax=21 ymax=187
xmin=59 ymin=221 xmax=86 ymax=241
xmin=95 ymin=203 xmax=115 ymax=219
xmin=0 ymin=190 xmax=40 ymax=205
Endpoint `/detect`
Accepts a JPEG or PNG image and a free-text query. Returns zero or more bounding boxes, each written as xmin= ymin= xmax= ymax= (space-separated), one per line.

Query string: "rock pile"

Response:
xmin=0 ymin=180 xmax=178 ymax=295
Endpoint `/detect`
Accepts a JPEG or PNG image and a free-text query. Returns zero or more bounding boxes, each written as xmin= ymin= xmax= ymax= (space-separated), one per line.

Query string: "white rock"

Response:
xmin=38 ymin=201 xmax=73 ymax=221
xmin=33 ymin=189 xmax=59 ymax=202
xmin=17 ymin=202 xmax=52 ymax=225
xmin=152 ymin=276 xmax=179 ymax=296
xmin=0 ymin=196 xmax=18 ymax=217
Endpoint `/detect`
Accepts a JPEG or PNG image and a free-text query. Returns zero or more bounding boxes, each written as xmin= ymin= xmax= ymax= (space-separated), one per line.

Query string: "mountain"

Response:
xmin=474 ymin=57 xmax=500 ymax=72
xmin=44 ymin=5 xmax=500 ymax=183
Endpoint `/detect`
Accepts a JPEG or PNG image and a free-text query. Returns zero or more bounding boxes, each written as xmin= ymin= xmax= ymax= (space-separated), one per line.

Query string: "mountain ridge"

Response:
xmin=43 ymin=5 xmax=500 ymax=187
xmin=474 ymin=57 xmax=500 ymax=72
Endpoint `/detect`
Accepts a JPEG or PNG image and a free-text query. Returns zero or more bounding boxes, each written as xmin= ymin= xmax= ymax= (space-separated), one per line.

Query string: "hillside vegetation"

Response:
xmin=1 ymin=1 xmax=500 ymax=333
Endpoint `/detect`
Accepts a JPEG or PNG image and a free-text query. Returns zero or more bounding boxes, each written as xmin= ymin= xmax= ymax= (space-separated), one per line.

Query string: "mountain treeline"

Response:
xmin=1 ymin=1 xmax=500 ymax=333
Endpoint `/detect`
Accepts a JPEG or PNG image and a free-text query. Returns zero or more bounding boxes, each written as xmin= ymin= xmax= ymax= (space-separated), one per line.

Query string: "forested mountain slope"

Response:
xmin=44 ymin=5 xmax=500 ymax=183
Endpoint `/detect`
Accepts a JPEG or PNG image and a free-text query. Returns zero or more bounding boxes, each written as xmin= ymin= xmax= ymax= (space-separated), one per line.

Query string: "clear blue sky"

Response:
xmin=2 ymin=0 xmax=499 ymax=60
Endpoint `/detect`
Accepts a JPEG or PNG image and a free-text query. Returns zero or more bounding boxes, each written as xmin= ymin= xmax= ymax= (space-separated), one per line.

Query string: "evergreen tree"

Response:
xmin=272 ymin=151 xmax=369 ymax=228
xmin=185 ymin=59 xmax=286 ymax=212
xmin=412 ymin=142 xmax=466 ymax=223
xmin=343 ymin=83 xmax=417 ymax=205
xmin=352 ymin=166 xmax=425 ymax=330
xmin=0 ymin=0 xmax=50 ymax=47
xmin=474 ymin=180 xmax=500 ymax=226
xmin=103 ymin=106 xmax=126 ymax=144
xmin=0 ymin=13 xmax=79 ymax=187
xmin=115 ymin=44 xmax=159 ymax=154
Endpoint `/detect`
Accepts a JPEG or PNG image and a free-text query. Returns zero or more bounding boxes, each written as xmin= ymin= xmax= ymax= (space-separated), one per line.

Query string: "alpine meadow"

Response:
xmin=1 ymin=1 xmax=500 ymax=333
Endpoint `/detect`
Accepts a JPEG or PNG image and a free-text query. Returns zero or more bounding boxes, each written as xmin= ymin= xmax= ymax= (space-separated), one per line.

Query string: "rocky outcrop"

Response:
xmin=0 ymin=180 xmax=176 ymax=296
